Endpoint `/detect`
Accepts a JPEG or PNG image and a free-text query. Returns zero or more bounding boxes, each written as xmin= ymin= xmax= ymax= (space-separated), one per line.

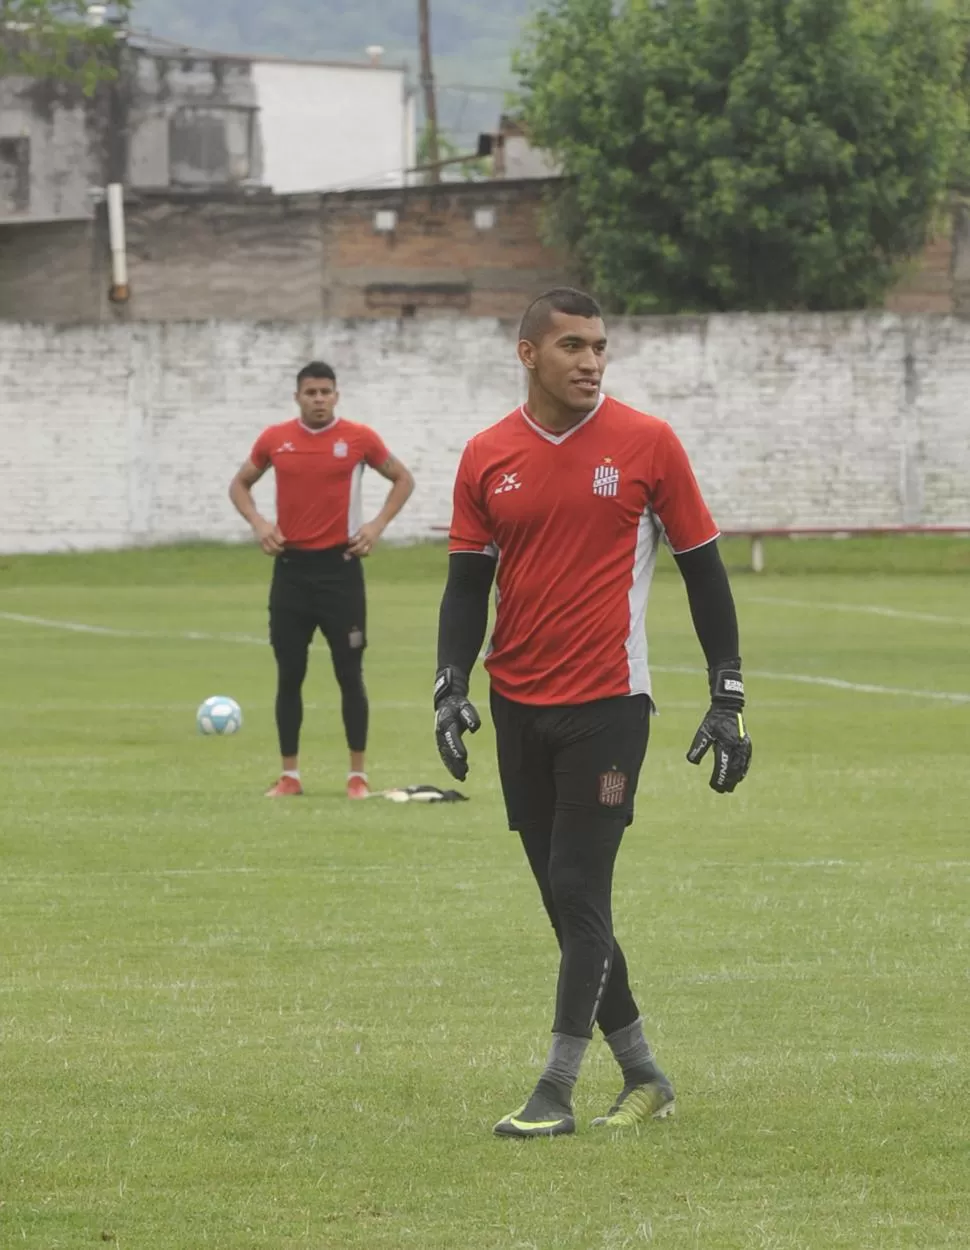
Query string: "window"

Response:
xmin=0 ymin=137 xmax=30 ymax=214
xmin=169 ymin=108 xmax=257 ymax=186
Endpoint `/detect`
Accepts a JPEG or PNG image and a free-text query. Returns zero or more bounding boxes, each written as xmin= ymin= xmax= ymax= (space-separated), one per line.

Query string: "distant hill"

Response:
xmin=132 ymin=0 xmax=541 ymax=147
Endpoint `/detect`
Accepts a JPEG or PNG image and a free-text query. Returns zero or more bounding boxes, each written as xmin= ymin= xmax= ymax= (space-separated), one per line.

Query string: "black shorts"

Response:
xmin=269 ymin=547 xmax=367 ymax=660
xmin=490 ymin=690 xmax=651 ymax=831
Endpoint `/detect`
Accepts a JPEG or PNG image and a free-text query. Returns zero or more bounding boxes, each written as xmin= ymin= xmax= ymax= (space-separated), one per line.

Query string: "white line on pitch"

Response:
xmin=0 ymin=610 xmax=267 ymax=645
xmin=651 ymin=664 xmax=970 ymax=704
xmin=2 ymin=610 xmax=969 ymax=705
xmin=0 ymin=700 xmax=427 ymax=712
xmin=744 ymin=595 xmax=970 ymax=627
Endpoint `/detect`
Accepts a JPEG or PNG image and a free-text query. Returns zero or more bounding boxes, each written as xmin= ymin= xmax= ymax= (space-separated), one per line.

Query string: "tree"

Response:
xmin=416 ymin=122 xmax=490 ymax=180
xmin=1 ymin=0 xmax=132 ymax=94
xmin=514 ymin=0 xmax=970 ymax=312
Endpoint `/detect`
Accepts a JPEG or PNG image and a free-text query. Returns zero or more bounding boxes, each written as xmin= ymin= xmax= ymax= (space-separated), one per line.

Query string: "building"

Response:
xmin=0 ymin=29 xmax=416 ymax=225
xmin=488 ymin=116 xmax=562 ymax=182
xmin=1 ymin=176 xmax=968 ymax=323
xmin=0 ymin=178 xmax=575 ymax=322
xmin=2 ymin=39 xmax=966 ymax=326
xmin=248 ymin=51 xmax=416 ymax=195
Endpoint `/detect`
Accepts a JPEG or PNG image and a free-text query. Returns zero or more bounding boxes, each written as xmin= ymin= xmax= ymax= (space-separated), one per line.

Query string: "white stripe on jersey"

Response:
xmin=347 ymin=462 xmax=365 ymax=538
xmin=626 ymin=508 xmax=662 ymax=699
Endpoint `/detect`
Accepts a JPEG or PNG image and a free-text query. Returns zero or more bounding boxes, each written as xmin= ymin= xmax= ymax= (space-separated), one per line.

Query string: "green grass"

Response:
xmin=1 ymin=539 xmax=968 ymax=1250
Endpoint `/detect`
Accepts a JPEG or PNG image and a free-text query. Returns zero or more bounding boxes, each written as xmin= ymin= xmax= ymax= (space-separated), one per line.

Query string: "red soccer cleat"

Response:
xmin=346 ymin=774 xmax=369 ymax=801
xmin=265 ymin=775 xmax=304 ymax=798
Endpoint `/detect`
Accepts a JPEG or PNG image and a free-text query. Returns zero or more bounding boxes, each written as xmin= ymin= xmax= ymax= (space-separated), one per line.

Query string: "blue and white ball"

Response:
xmin=196 ymin=695 xmax=243 ymax=736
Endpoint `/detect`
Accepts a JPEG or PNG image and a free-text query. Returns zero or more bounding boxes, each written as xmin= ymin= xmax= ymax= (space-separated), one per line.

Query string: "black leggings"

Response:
xmin=491 ymin=691 xmax=651 ymax=1039
xmin=274 ymin=641 xmax=368 ymax=757
xmin=269 ymin=550 xmax=369 ymax=757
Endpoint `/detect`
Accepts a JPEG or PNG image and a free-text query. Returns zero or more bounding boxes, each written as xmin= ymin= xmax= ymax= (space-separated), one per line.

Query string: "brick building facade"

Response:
xmin=0 ymin=180 xmax=966 ymax=323
xmin=0 ymin=179 xmax=572 ymax=322
xmin=319 ymin=182 xmax=571 ymax=318
xmin=884 ymin=201 xmax=970 ymax=315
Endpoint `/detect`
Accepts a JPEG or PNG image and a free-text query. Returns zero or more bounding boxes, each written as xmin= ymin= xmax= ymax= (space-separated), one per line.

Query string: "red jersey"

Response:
xmin=250 ymin=417 xmax=390 ymax=550
xmin=448 ymin=396 xmax=718 ymax=706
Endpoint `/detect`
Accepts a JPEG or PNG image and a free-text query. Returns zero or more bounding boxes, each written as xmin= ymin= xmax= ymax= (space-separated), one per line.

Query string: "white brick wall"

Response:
xmin=0 ymin=314 xmax=968 ymax=554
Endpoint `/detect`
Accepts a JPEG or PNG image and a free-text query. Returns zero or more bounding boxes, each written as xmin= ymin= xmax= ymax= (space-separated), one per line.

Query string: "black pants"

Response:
xmin=268 ymin=548 xmax=368 ymax=757
xmin=490 ymin=690 xmax=651 ymax=1040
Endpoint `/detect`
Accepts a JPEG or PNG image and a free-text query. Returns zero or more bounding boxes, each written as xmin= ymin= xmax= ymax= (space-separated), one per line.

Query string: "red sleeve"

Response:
xmin=362 ymin=426 xmax=391 ymax=469
xmin=448 ymin=443 xmax=495 ymax=553
xmin=250 ymin=428 xmax=273 ymax=471
xmin=650 ymin=423 xmax=719 ymax=554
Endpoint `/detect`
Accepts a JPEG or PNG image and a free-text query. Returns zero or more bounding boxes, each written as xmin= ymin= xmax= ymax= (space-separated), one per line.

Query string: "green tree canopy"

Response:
xmin=515 ymin=0 xmax=970 ymax=312
xmin=1 ymin=0 xmax=132 ymax=92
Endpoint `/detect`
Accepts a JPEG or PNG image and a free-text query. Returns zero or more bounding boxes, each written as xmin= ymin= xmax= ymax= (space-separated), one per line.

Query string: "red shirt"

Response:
xmin=250 ymin=418 xmax=390 ymax=550
xmin=448 ymin=396 xmax=718 ymax=706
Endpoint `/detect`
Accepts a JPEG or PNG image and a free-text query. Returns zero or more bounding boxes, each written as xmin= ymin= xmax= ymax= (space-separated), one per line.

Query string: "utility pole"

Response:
xmin=417 ymin=0 xmax=440 ymax=184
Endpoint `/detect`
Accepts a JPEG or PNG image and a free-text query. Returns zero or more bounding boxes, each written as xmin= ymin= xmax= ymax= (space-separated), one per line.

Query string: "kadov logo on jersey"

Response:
xmin=275 ymin=441 xmax=297 ymax=454
xmin=592 ymin=457 xmax=620 ymax=497
xmin=494 ymin=472 xmax=523 ymax=495
xmin=333 ymin=440 xmax=349 ymax=459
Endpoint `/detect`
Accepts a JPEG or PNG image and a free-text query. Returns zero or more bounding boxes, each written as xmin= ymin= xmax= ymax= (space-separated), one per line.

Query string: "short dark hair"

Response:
xmin=296 ymin=361 xmax=337 ymax=388
xmin=518 ymin=288 xmax=603 ymax=344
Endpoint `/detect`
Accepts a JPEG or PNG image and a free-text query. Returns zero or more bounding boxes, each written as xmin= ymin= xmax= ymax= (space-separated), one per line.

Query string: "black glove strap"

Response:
xmin=710 ymin=661 xmax=744 ymax=706
xmin=434 ymin=665 xmax=469 ymax=707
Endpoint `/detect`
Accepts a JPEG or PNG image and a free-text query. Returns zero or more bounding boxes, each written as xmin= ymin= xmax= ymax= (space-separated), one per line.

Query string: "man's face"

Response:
xmin=518 ymin=311 xmax=608 ymax=413
xmin=296 ymin=377 xmax=338 ymax=428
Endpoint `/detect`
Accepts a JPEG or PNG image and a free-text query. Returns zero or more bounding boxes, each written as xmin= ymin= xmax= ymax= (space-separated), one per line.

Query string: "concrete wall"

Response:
xmin=0 ymin=51 xmax=263 ymax=224
xmin=0 ymin=78 xmax=105 ymax=221
xmin=0 ymin=46 xmax=409 ymax=226
xmin=0 ymin=180 xmax=570 ymax=323
xmin=4 ymin=182 xmax=969 ymax=326
xmin=122 ymin=195 xmax=325 ymax=322
xmin=319 ymin=182 xmax=573 ymax=318
xmin=130 ymin=54 xmax=262 ymax=189
xmin=0 ymin=314 xmax=968 ymax=554
xmin=0 ymin=218 xmax=105 ymax=321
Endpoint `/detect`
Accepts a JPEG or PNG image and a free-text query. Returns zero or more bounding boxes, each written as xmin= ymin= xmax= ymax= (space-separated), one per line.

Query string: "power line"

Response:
xmin=437 ymin=83 xmax=510 ymax=94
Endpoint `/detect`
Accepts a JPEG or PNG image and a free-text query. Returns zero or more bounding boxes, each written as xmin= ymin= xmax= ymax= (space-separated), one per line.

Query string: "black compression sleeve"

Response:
xmin=436 ymin=552 xmax=496 ymax=677
xmin=673 ymin=540 xmax=740 ymax=669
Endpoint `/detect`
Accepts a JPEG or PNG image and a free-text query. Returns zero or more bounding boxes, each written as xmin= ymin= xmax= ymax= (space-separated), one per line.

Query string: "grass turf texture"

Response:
xmin=1 ymin=538 xmax=968 ymax=1250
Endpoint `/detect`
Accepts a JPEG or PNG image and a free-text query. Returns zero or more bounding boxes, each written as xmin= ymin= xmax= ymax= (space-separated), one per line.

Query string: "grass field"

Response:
xmin=1 ymin=537 xmax=968 ymax=1250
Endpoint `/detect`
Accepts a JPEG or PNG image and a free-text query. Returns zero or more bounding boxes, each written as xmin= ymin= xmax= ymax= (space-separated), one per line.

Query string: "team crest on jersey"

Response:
xmin=599 ymin=770 xmax=627 ymax=807
xmin=333 ymin=440 xmax=349 ymax=459
xmin=593 ymin=458 xmax=620 ymax=497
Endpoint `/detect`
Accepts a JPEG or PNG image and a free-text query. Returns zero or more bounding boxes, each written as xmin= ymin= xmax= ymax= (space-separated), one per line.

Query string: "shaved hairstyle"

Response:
xmin=518 ymin=288 xmax=603 ymax=344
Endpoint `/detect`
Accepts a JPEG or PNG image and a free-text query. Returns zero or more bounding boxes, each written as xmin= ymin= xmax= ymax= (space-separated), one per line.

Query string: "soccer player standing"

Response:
xmin=434 ymin=290 xmax=751 ymax=1136
xmin=230 ymin=361 xmax=414 ymax=799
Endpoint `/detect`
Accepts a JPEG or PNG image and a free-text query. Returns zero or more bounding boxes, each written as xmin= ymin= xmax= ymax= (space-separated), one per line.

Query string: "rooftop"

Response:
xmin=129 ymin=28 xmax=408 ymax=74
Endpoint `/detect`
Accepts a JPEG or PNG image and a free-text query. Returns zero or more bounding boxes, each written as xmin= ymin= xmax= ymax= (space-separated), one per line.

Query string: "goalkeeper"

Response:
xmin=433 ymin=287 xmax=752 ymax=1138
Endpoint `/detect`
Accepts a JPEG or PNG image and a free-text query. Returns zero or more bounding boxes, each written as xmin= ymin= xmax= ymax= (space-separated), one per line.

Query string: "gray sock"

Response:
xmin=540 ymin=1032 xmax=591 ymax=1097
xmin=604 ymin=1017 xmax=658 ymax=1088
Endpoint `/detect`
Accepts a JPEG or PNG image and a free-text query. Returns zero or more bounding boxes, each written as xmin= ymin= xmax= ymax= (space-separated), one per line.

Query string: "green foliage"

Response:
xmin=416 ymin=121 xmax=491 ymax=179
xmin=0 ymin=0 xmax=132 ymax=92
xmin=516 ymin=0 xmax=970 ymax=312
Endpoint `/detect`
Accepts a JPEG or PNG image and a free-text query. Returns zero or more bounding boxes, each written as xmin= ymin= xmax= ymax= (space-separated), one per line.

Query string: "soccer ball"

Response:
xmin=196 ymin=695 xmax=243 ymax=736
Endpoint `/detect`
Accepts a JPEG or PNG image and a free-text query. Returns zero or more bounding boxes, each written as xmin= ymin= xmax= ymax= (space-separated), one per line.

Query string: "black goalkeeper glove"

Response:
xmin=434 ymin=666 xmax=481 ymax=782
xmin=687 ymin=660 xmax=752 ymax=794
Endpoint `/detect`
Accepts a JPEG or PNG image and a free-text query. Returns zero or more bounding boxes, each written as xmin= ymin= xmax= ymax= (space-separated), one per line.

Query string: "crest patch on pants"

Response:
xmin=598 ymin=769 xmax=627 ymax=808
